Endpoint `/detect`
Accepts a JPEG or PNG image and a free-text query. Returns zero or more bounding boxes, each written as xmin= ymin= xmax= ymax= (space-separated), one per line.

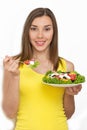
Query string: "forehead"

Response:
xmin=31 ymin=16 xmax=53 ymax=26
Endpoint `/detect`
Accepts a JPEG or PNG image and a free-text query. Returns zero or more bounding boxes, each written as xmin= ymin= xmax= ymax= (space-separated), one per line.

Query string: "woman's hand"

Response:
xmin=3 ymin=55 xmax=20 ymax=76
xmin=65 ymin=84 xmax=82 ymax=96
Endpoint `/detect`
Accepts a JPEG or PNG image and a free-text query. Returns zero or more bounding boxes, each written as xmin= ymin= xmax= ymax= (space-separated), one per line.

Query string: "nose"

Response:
xmin=37 ymin=30 xmax=43 ymax=38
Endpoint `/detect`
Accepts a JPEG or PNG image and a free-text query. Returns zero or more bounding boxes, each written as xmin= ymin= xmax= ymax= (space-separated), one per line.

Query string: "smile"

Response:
xmin=35 ymin=41 xmax=45 ymax=46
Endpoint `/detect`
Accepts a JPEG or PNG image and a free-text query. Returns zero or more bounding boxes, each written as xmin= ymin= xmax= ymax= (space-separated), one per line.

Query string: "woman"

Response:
xmin=2 ymin=8 xmax=82 ymax=130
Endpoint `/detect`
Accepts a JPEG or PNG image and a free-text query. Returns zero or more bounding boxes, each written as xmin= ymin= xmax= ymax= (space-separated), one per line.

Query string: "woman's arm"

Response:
xmin=63 ymin=59 xmax=82 ymax=119
xmin=2 ymin=56 xmax=20 ymax=119
xmin=63 ymin=92 xmax=75 ymax=119
xmin=63 ymin=84 xmax=82 ymax=119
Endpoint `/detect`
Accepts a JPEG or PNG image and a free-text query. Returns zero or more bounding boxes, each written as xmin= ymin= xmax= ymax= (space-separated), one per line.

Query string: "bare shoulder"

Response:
xmin=64 ymin=58 xmax=75 ymax=72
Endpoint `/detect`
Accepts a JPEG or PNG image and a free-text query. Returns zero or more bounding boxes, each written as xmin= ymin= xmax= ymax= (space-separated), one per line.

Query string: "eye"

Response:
xmin=30 ymin=27 xmax=37 ymax=31
xmin=44 ymin=27 xmax=51 ymax=31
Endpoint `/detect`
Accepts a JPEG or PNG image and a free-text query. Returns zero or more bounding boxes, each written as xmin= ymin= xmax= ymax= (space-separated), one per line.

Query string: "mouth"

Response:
xmin=35 ymin=41 xmax=46 ymax=46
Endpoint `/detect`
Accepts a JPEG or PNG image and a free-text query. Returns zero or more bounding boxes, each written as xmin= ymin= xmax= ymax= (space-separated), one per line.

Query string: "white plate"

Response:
xmin=42 ymin=81 xmax=81 ymax=87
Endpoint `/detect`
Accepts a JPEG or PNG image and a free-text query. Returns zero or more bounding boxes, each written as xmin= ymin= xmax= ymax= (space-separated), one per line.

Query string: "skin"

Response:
xmin=2 ymin=56 xmax=20 ymax=118
xmin=2 ymin=16 xmax=82 ymax=119
xmin=29 ymin=16 xmax=53 ymax=53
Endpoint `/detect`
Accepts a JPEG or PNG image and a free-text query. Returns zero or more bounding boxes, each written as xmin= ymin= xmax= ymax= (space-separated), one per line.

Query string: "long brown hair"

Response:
xmin=15 ymin=8 xmax=60 ymax=70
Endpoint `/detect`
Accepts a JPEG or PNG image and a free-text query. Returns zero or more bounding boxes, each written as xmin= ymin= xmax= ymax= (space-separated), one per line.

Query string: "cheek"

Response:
xmin=46 ymin=33 xmax=53 ymax=41
xmin=29 ymin=33 xmax=36 ymax=40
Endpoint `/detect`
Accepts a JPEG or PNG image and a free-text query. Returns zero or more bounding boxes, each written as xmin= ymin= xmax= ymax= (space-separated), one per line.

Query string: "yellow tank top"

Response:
xmin=15 ymin=58 xmax=68 ymax=130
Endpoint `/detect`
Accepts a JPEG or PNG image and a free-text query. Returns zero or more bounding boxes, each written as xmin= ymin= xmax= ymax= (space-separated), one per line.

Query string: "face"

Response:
xmin=29 ymin=16 xmax=53 ymax=52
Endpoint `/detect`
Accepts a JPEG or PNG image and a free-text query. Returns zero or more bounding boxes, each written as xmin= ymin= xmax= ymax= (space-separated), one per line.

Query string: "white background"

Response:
xmin=0 ymin=0 xmax=87 ymax=130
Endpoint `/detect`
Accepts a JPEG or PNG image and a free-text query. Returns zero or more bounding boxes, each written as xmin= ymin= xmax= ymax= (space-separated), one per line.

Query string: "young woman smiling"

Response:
xmin=2 ymin=8 xmax=82 ymax=130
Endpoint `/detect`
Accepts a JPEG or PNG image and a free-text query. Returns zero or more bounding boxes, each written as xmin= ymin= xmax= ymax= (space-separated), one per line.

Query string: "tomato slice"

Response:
xmin=24 ymin=60 xmax=30 ymax=65
xmin=68 ymin=74 xmax=76 ymax=81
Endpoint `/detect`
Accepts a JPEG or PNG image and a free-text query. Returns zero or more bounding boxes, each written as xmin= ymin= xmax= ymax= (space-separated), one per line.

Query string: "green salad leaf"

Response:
xmin=29 ymin=61 xmax=39 ymax=68
xmin=42 ymin=70 xmax=85 ymax=84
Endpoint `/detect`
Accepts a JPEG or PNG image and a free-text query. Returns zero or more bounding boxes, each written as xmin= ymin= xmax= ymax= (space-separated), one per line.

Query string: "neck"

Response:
xmin=33 ymin=50 xmax=50 ymax=63
xmin=32 ymin=49 xmax=53 ymax=73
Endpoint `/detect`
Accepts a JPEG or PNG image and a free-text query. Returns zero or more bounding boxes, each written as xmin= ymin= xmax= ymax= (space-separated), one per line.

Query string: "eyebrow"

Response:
xmin=30 ymin=25 xmax=53 ymax=27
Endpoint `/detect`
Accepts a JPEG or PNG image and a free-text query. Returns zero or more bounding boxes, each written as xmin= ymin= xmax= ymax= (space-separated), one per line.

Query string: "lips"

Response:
xmin=35 ymin=41 xmax=45 ymax=46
